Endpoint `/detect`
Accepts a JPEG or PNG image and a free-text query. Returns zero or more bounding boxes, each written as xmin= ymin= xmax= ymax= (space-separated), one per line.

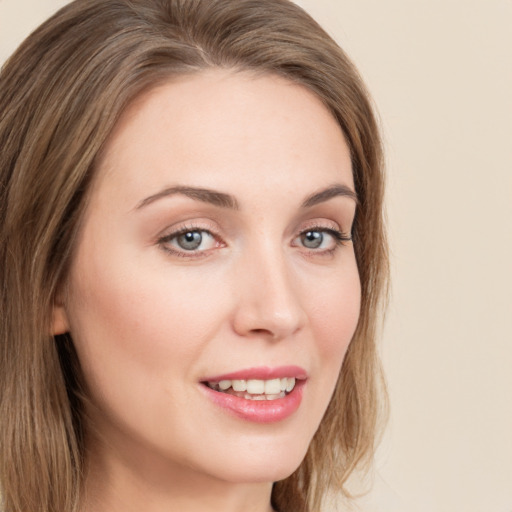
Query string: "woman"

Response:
xmin=0 ymin=1 xmax=388 ymax=511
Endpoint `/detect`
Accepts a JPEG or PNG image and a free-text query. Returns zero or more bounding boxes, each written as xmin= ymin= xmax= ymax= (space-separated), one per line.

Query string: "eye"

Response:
xmin=158 ymin=227 xmax=220 ymax=256
xmin=293 ymin=227 xmax=351 ymax=252
xmin=175 ymin=231 xmax=207 ymax=251
xmin=300 ymin=230 xmax=325 ymax=249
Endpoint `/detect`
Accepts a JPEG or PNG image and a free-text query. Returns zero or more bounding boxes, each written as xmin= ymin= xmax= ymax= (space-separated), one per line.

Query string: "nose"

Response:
xmin=231 ymin=248 xmax=307 ymax=341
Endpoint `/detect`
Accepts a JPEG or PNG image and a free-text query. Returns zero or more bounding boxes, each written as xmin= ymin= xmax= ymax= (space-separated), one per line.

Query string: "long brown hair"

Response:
xmin=0 ymin=1 xmax=388 ymax=511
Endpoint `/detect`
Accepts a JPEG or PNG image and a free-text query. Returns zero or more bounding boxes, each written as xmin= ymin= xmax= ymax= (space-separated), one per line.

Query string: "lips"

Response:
xmin=200 ymin=366 xmax=307 ymax=423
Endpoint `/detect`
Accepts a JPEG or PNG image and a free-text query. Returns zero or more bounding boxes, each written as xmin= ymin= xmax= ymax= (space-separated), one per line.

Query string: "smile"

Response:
xmin=200 ymin=366 xmax=306 ymax=422
xmin=205 ymin=378 xmax=296 ymax=401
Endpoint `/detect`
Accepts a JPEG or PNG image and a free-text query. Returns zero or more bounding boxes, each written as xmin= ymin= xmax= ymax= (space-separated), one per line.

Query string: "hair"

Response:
xmin=0 ymin=1 xmax=388 ymax=511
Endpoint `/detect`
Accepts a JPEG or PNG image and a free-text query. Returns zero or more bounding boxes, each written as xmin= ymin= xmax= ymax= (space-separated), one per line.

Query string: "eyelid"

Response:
xmin=157 ymin=219 xmax=220 ymax=240
xmin=298 ymin=218 xmax=352 ymax=240
xmin=298 ymin=218 xmax=343 ymax=233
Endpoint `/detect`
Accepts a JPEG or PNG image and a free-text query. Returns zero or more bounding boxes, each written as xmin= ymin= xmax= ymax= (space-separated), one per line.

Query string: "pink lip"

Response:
xmin=201 ymin=379 xmax=305 ymax=423
xmin=202 ymin=365 xmax=307 ymax=382
xmin=199 ymin=366 xmax=307 ymax=424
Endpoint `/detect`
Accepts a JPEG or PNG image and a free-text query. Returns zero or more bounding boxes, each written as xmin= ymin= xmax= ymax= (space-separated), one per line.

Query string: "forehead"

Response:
xmin=92 ymin=69 xmax=353 ymax=209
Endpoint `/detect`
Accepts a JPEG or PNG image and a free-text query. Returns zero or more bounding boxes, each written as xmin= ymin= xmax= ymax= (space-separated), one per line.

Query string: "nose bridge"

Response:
xmin=232 ymin=237 xmax=306 ymax=339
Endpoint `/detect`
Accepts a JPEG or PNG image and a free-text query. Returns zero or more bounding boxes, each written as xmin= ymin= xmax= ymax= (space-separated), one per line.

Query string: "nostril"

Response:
xmin=249 ymin=328 xmax=276 ymax=337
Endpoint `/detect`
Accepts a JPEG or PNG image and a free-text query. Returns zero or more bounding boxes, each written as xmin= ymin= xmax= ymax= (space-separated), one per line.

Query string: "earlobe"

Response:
xmin=52 ymin=304 xmax=70 ymax=335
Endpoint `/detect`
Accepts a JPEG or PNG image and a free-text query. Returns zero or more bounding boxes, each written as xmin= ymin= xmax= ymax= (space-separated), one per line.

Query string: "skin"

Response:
xmin=53 ymin=70 xmax=361 ymax=512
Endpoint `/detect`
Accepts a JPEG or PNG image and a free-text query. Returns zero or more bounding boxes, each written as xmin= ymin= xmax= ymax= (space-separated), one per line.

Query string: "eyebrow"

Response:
xmin=135 ymin=185 xmax=239 ymax=210
xmin=301 ymin=184 xmax=358 ymax=208
xmin=135 ymin=183 xmax=357 ymax=211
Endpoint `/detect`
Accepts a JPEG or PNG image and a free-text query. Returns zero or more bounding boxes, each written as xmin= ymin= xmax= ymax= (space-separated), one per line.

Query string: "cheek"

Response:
xmin=304 ymin=261 xmax=361 ymax=413
xmin=309 ymin=265 xmax=361 ymax=356
xmin=64 ymin=247 xmax=229 ymax=414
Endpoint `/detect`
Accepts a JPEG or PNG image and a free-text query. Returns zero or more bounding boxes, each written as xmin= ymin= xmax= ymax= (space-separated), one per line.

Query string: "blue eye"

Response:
xmin=301 ymin=230 xmax=324 ymax=249
xmin=160 ymin=229 xmax=218 ymax=254
xmin=176 ymin=231 xmax=204 ymax=250
xmin=295 ymin=228 xmax=351 ymax=251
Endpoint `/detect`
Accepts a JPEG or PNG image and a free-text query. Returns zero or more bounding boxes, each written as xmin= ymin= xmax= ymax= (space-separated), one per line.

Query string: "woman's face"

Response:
xmin=54 ymin=70 xmax=360 ymax=485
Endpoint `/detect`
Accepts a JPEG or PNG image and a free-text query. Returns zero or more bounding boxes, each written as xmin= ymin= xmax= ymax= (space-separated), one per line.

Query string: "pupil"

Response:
xmin=303 ymin=231 xmax=323 ymax=248
xmin=178 ymin=231 xmax=202 ymax=250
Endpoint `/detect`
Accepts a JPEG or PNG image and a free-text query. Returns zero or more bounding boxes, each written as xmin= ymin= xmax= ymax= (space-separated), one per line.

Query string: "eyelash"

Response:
xmin=157 ymin=223 xmax=352 ymax=259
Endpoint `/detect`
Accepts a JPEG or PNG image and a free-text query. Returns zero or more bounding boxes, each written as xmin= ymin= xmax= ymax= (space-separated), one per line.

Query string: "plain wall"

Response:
xmin=1 ymin=1 xmax=511 ymax=511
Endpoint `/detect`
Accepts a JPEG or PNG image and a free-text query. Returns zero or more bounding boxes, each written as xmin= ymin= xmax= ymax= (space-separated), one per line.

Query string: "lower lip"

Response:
xmin=201 ymin=380 xmax=305 ymax=423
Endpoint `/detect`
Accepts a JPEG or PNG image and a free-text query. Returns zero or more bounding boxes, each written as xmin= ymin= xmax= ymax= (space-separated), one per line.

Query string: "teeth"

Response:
xmin=218 ymin=380 xmax=231 ymax=391
xmin=265 ymin=378 xmax=281 ymax=394
xmin=247 ymin=394 xmax=266 ymax=401
xmin=232 ymin=380 xmax=247 ymax=392
xmin=265 ymin=393 xmax=283 ymax=400
xmin=243 ymin=392 xmax=286 ymax=401
xmin=247 ymin=379 xmax=265 ymax=394
xmin=207 ymin=377 xmax=297 ymax=396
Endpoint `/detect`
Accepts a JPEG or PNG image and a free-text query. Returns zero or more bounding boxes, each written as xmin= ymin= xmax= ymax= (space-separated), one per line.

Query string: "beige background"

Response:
xmin=1 ymin=1 xmax=511 ymax=511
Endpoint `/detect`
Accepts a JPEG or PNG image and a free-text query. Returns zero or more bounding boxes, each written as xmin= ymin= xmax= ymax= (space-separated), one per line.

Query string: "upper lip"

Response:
xmin=201 ymin=365 xmax=308 ymax=382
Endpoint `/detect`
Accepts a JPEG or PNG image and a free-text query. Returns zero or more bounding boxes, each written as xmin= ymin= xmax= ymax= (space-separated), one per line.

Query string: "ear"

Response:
xmin=52 ymin=297 xmax=70 ymax=335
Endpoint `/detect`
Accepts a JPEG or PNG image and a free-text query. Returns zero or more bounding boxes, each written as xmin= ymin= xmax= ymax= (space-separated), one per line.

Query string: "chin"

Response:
xmin=215 ymin=460 xmax=303 ymax=485
xmin=201 ymin=434 xmax=311 ymax=484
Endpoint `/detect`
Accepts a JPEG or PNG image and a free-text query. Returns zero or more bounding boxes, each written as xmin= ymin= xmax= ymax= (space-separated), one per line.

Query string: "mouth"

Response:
xmin=199 ymin=366 xmax=307 ymax=422
xmin=203 ymin=377 xmax=296 ymax=401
